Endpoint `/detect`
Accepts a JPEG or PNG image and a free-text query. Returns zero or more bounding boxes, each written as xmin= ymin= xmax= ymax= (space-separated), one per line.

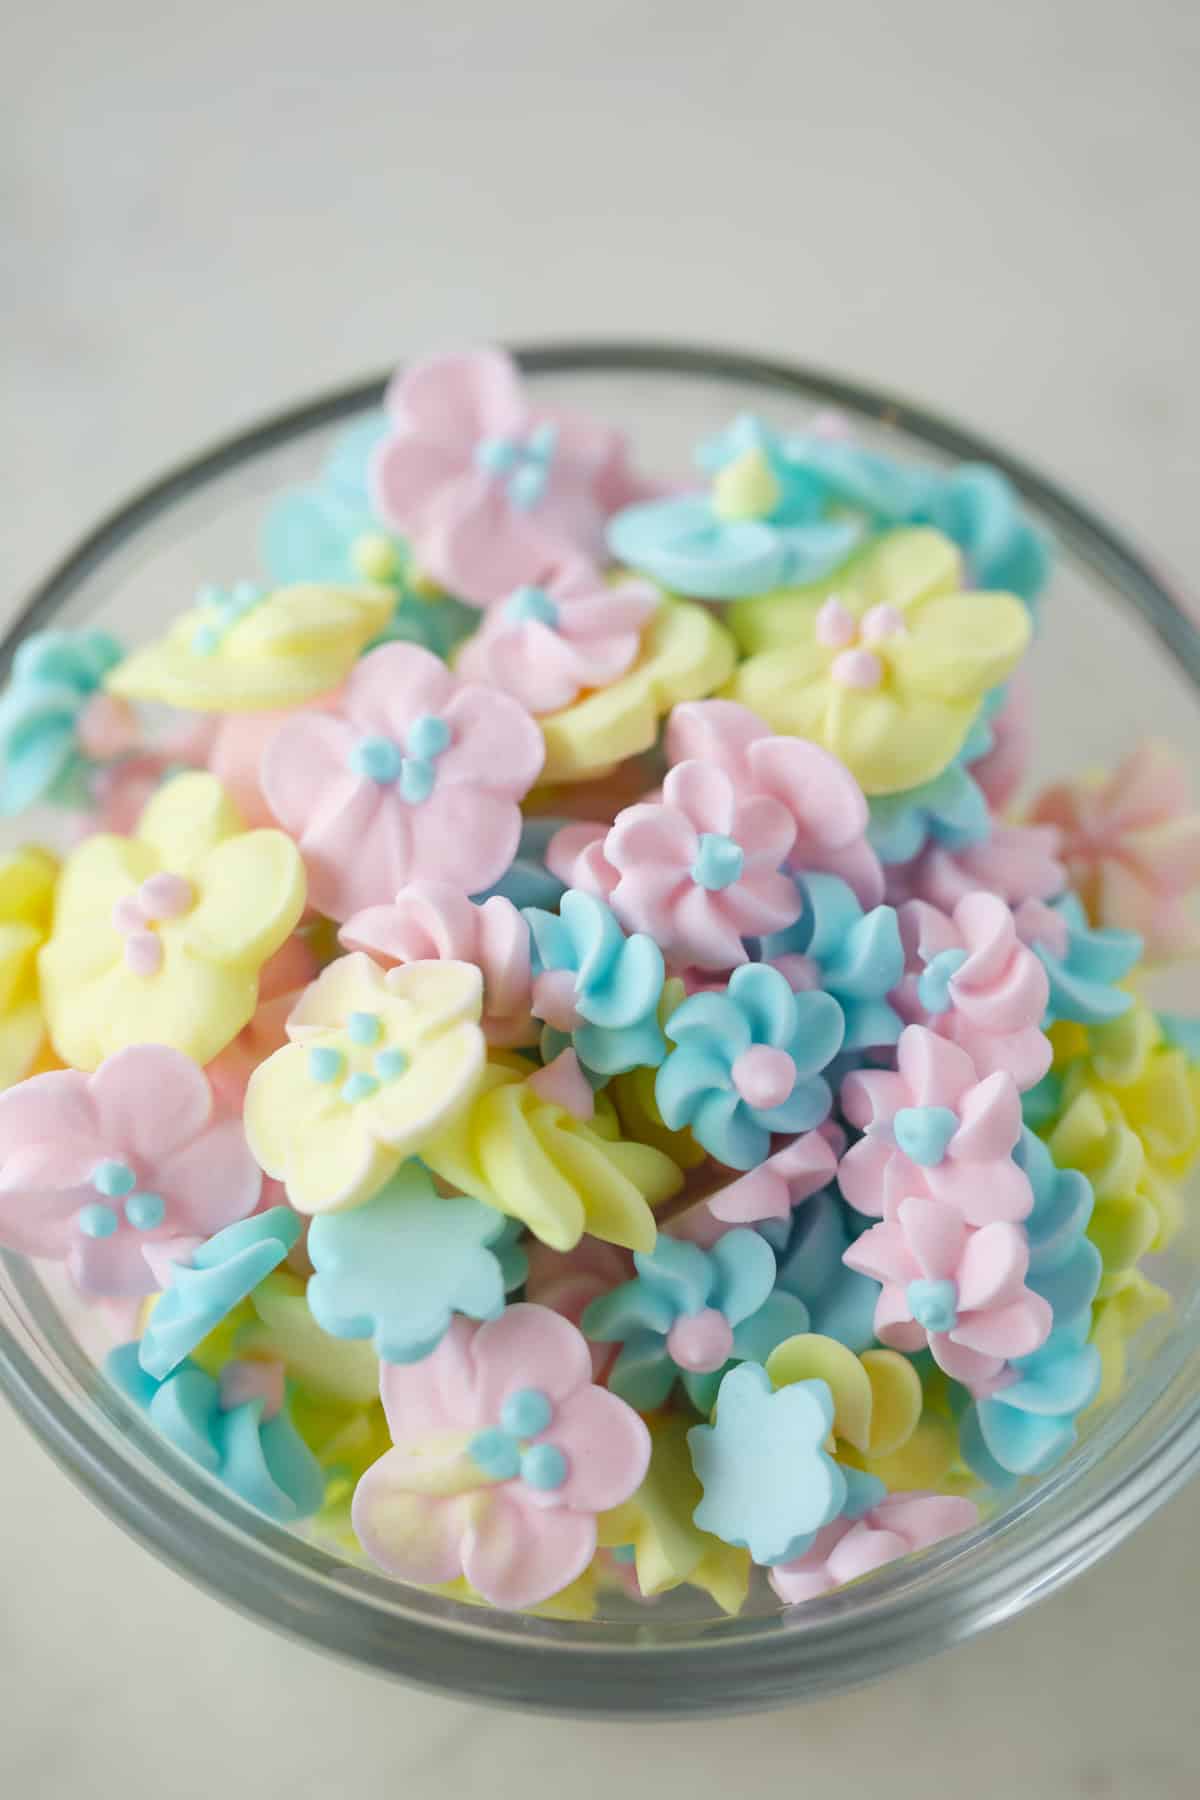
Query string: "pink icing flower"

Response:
xmin=885 ymin=823 xmax=1065 ymax=912
xmin=352 ymin=1304 xmax=651 ymax=1610
xmin=1029 ymin=740 xmax=1200 ymax=961
xmin=838 ymin=1026 xmax=1032 ymax=1226
xmin=0 ymin=1045 xmax=261 ymax=1298
xmin=556 ymin=761 xmax=802 ymax=972
xmin=669 ymin=1131 xmax=839 ymax=1248
xmin=370 ymin=349 xmax=637 ymax=606
xmin=454 ymin=562 xmax=659 ymax=715
xmin=207 ymin=932 xmax=322 ymax=1109
xmin=893 ymin=892 xmax=1051 ymax=1090
xmin=340 ymin=880 xmax=536 ymax=1048
xmin=260 ymin=642 xmax=544 ymax=920
xmin=970 ymin=674 xmax=1032 ymax=812
xmin=665 ymin=700 xmax=884 ymax=907
xmin=524 ymin=1238 xmax=634 ymax=1380
xmin=843 ymin=1193 xmax=1052 ymax=1391
xmin=769 ymin=1491 xmax=979 ymax=1604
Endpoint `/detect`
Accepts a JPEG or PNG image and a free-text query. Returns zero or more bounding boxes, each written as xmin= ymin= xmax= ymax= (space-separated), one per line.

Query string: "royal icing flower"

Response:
xmin=759 ymin=871 xmax=905 ymax=1053
xmin=866 ymin=723 xmax=992 ymax=867
xmin=523 ymin=1238 xmax=634 ymax=1380
xmin=669 ymin=1130 xmax=838 ymax=1241
xmin=582 ymin=1229 xmax=808 ymax=1412
xmin=524 ymin=888 xmax=666 ymax=1078
xmin=664 ymin=699 xmax=884 ymax=907
xmin=769 ymin=1490 xmax=979 ymax=1604
xmin=772 ymin=1191 xmax=882 ymax=1353
xmin=894 ymin=891 xmax=1052 ymax=1089
xmin=106 ymin=581 xmax=393 ymax=713
xmin=838 ymin=1026 xmax=1033 ymax=1225
xmin=260 ymin=642 xmax=544 ymax=919
xmin=370 ymin=348 xmax=638 ymax=606
xmin=844 ymin=1195 xmax=1052 ymax=1391
xmin=725 ymin=528 xmax=1031 ymax=794
xmin=959 ymin=1315 xmax=1101 ymax=1482
xmin=885 ymin=822 xmax=1066 ymax=913
xmin=351 ymin=1304 xmax=651 ymax=1610
xmin=454 ymin=563 xmax=659 ymax=714
xmin=656 ymin=962 xmax=844 ymax=1170
xmin=38 ymin=772 xmax=306 ymax=1070
xmin=0 ymin=629 xmax=132 ymax=814
xmin=243 ymin=952 xmax=487 ymax=1214
xmin=137 ymin=1207 xmax=302 ymax=1380
xmin=0 ymin=846 xmax=57 ymax=1090
xmin=0 ymin=1044 xmax=261 ymax=1298
xmin=1014 ymin=894 xmax=1141 ymax=1027
xmin=1029 ymin=741 xmax=1200 ymax=961
xmin=340 ymin=881 xmax=536 ymax=1048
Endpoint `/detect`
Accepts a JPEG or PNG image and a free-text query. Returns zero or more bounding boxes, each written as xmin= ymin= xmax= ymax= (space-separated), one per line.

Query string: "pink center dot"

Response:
xmin=861 ymin=603 xmax=906 ymax=643
xmin=667 ymin=1308 xmax=735 ymax=1373
xmin=731 ymin=1044 xmax=796 ymax=1112
xmin=815 ymin=598 xmax=857 ymax=648
xmin=831 ymin=647 xmax=884 ymax=690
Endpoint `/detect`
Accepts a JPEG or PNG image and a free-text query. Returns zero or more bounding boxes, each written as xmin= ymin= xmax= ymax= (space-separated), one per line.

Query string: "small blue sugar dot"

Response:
xmin=347 ymin=1011 xmax=382 ymax=1045
xmin=406 ymin=713 xmax=451 ymax=759
xmin=91 ymin=1159 xmax=136 ymax=1199
xmin=374 ymin=1047 xmax=408 ymax=1081
xmin=350 ymin=736 xmax=403 ymax=784
xmin=78 ymin=1203 xmax=118 ymax=1240
xmin=341 ymin=1072 xmax=380 ymax=1104
xmin=501 ymin=1387 xmax=553 ymax=1439
xmin=521 ymin=1443 xmax=568 ymax=1491
xmin=308 ymin=1046 xmax=344 ymax=1084
xmin=399 ymin=757 xmax=436 ymax=805
xmin=468 ymin=1427 xmax=521 ymax=1482
xmin=124 ymin=1192 xmax=166 ymax=1232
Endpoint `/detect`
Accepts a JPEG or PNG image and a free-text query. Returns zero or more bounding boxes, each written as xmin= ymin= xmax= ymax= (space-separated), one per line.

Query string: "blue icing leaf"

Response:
xmin=138 ymin=1208 xmax=302 ymax=1381
xmin=687 ymin=1362 xmax=847 ymax=1565
xmin=307 ymin=1161 xmax=511 ymax=1363
xmin=106 ymin=1342 xmax=325 ymax=1523
xmin=525 ymin=889 xmax=666 ymax=1079
xmin=1022 ymin=893 xmax=1141 ymax=1027
xmin=1015 ymin=1129 xmax=1101 ymax=1334
xmin=472 ymin=817 xmax=568 ymax=912
xmin=0 ymin=629 xmax=126 ymax=814
xmin=958 ymin=1317 xmax=1101 ymax=1483
xmin=757 ymin=873 xmax=904 ymax=1052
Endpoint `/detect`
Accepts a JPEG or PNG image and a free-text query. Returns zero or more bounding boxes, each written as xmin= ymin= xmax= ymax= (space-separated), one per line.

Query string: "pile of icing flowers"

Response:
xmin=2 ymin=346 xmax=1199 ymax=1622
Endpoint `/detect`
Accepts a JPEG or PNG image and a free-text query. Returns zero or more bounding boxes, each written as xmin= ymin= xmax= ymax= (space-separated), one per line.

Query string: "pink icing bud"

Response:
xmin=140 ymin=872 xmax=195 ymax=920
xmin=731 ymin=1044 xmax=796 ymax=1112
xmin=861 ymin=603 xmax=906 ymax=643
xmin=529 ymin=1048 xmax=594 ymax=1120
xmin=124 ymin=930 xmax=163 ymax=977
xmin=815 ymin=599 xmax=857 ymax=648
xmin=831 ymin=648 xmax=884 ymax=690
xmin=666 ymin=1308 xmax=735 ymax=1373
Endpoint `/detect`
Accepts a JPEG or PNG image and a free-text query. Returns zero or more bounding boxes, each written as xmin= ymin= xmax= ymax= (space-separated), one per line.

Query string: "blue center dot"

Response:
xmin=350 ymin=736 xmax=404 ymax=784
xmin=691 ymin=832 xmax=746 ymax=892
xmin=504 ymin=586 xmax=559 ymax=629
xmin=124 ymin=1192 xmax=166 ymax=1232
xmin=406 ymin=714 xmax=451 ymax=759
xmin=501 ymin=1386 xmax=554 ymax=1438
xmin=91 ymin=1159 xmax=136 ymax=1199
xmin=520 ymin=1444 xmax=568 ymax=1491
xmin=906 ymin=1277 xmax=959 ymax=1334
xmin=374 ymin=1047 xmax=408 ymax=1081
xmin=342 ymin=1072 xmax=380 ymax=1104
xmin=893 ymin=1105 xmax=959 ymax=1168
xmin=468 ymin=1426 xmax=522 ymax=1482
xmin=308 ymin=1046 xmax=345 ymax=1084
xmin=78 ymin=1203 xmax=118 ymax=1240
xmin=347 ymin=1011 xmax=382 ymax=1046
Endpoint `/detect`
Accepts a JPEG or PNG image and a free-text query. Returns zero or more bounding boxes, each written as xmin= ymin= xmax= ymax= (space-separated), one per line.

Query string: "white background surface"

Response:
xmin=3 ymin=1 xmax=1199 ymax=1792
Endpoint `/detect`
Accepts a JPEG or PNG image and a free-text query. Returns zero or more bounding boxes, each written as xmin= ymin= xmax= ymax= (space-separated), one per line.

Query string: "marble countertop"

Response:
xmin=3 ymin=1 xmax=1198 ymax=1792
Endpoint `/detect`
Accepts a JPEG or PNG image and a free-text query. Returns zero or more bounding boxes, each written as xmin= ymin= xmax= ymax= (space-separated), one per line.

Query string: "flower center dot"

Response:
xmin=504 ymin=586 xmax=560 ymax=628
xmin=731 ymin=1044 xmax=796 ymax=1112
xmin=691 ymin=833 xmax=745 ymax=892
xmin=907 ymin=1277 xmax=959 ymax=1334
xmin=893 ymin=1105 xmax=959 ymax=1167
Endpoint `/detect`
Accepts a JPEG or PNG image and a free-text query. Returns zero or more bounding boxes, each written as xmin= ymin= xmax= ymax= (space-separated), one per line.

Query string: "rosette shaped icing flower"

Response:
xmin=844 ymin=1194 xmax=1053 ymax=1391
xmin=351 ymin=1305 xmax=651 ymax=1610
xmin=657 ymin=963 xmax=844 ymax=1171
xmin=581 ymin=1228 xmax=808 ymax=1412
xmin=0 ymin=629 xmax=131 ymax=814
xmin=454 ymin=563 xmax=659 ymax=714
xmin=244 ymin=953 xmax=488 ymax=1214
xmin=1013 ymin=894 xmax=1141 ymax=1027
xmin=524 ymin=888 xmax=666 ymax=1079
xmin=759 ymin=871 xmax=905 ymax=1053
xmin=894 ymin=891 xmax=1052 ymax=1089
xmin=725 ymin=529 xmax=1031 ymax=794
xmin=0 ymin=847 xmax=58 ymax=1090
xmin=1029 ymin=740 xmax=1200 ymax=961
xmin=886 ymin=823 xmax=1065 ymax=913
xmin=958 ymin=1314 xmax=1102 ymax=1483
xmin=260 ymin=642 xmax=545 ymax=919
xmin=838 ymin=1026 xmax=1033 ymax=1226
xmin=370 ymin=348 xmax=640 ymax=605
xmin=38 ymin=772 xmax=306 ymax=1070
xmin=769 ymin=1491 xmax=979 ymax=1604
xmin=137 ymin=1207 xmax=302 ymax=1380
xmin=340 ymin=881 xmax=536 ymax=1048
xmin=0 ymin=1045 xmax=261 ymax=1298
xmin=106 ymin=580 xmax=393 ymax=712
xmin=664 ymin=699 xmax=883 ymax=907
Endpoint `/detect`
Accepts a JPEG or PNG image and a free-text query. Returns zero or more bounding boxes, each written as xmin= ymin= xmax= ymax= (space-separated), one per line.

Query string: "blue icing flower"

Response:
xmin=106 ymin=1342 xmax=325 ymax=1524
xmin=524 ymin=889 xmax=666 ymax=1080
xmin=688 ymin=1361 xmax=847 ymax=1565
xmin=757 ymin=873 xmax=904 ymax=1053
xmin=958 ymin=1314 xmax=1101 ymax=1483
xmin=657 ymin=963 xmax=844 ymax=1171
xmin=1021 ymin=1068 xmax=1063 ymax=1134
xmin=0 ymin=629 xmax=125 ymax=813
xmin=138 ymin=1207 xmax=302 ymax=1382
xmin=261 ymin=415 xmax=475 ymax=660
xmin=773 ymin=1190 xmax=881 ymax=1353
xmin=581 ymin=1228 xmax=808 ymax=1413
xmin=1015 ymin=1128 xmax=1102 ymax=1334
xmin=868 ymin=758 xmax=991 ymax=865
xmin=1020 ymin=893 xmax=1141 ymax=1027
xmin=471 ymin=817 xmax=568 ymax=912
xmin=494 ymin=1216 xmax=530 ymax=1293
xmin=607 ymin=415 xmax=865 ymax=600
xmin=307 ymin=1161 xmax=515 ymax=1364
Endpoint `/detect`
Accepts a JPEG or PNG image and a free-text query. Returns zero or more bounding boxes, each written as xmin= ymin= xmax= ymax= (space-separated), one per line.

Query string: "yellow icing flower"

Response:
xmin=106 ymin=580 xmax=393 ymax=713
xmin=1044 ymin=1089 xmax=1159 ymax=1289
xmin=39 ymin=773 xmax=305 ymax=1070
xmin=422 ymin=1059 xmax=682 ymax=1253
xmin=723 ymin=528 xmax=1031 ymax=794
xmin=764 ymin=1333 xmax=924 ymax=1462
xmin=538 ymin=598 xmax=737 ymax=785
xmin=231 ymin=1270 xmax=382 ymax=1405
xmin=1088 ymin=1269 xmax=1171 ymax=1412
xmin=0 ymin=846 xmax=58 ymax=1089
xmin=1059 ymin=1005 xmax=1200 ymax=1184
xmin=597 ymin=1414 xmax=751 ymax=1614
xmin=245 ymin=952 xmax=487 ymax=1214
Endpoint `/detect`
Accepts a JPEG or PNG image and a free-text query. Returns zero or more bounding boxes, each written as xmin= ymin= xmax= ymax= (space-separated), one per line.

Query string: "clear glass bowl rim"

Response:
xmin=2 ymin=339 xmax=1199 ymax=1717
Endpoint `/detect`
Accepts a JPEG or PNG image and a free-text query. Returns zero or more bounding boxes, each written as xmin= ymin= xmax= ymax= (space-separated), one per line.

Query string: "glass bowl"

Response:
xmin=2 ymin=343 xmax=1199 ymax=1717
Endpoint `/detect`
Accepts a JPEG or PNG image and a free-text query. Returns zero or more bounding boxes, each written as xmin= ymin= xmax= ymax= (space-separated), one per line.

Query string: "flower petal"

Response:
xmin=351 ymin=1454 xmax=468 ymax=1584
xmin=470 ymin=1301 xmax=594 ymax=1417
xmin=542 ymin=1383 xmax=650 ymax=1513
xmin=461 ymin=1489 xmax=596 ymax=1610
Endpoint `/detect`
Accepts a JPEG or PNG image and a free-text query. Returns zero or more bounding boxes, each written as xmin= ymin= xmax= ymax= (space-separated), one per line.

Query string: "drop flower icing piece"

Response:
xmin=0 ymin=629 xmax=130 ymax=814
xmin=351 ymin=1304 xmax=650 ymax=1610
xmin=454 ymin=562 xmax=659 ymax=714
xmin=1013 ymin=893 xmax=1141 ymax=1027
xmin=524 ymin=888 xmax=666 ymax=1078
xmin=138 ymin=1207 xmax=302 ymax=1380
xmin=260 ymin=641 xmax=544 ymax=919
xmin=38 ymin=773 xmax=306 ymax=1071
xmin=885 ymin=822 xmax=1067 ymax=913
xmin=0 ymin=1044 xmax=261 ymax=1298
xmin=759 ymin=871 xmax=905 ymax=1053
xmin=244 ymin=953 xmax=487 ymax=1214
xmin=0 ymin=846 xmax=58 ymax=1091
xmin=769 ymin=1491 xmax=979 ymax=1604
xmin=838 ymin=1025 xmax=1033 ymax=1225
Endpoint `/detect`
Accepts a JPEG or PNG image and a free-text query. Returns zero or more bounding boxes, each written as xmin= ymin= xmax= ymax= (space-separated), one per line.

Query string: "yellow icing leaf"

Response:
xmin=233 ymin=1271 xmax=381 ymax=1405
xmin=765 ymin=1333 xmax=922 ymax=1460
xmin=1088 ymin=1270 xmax=1172 ymax=1411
